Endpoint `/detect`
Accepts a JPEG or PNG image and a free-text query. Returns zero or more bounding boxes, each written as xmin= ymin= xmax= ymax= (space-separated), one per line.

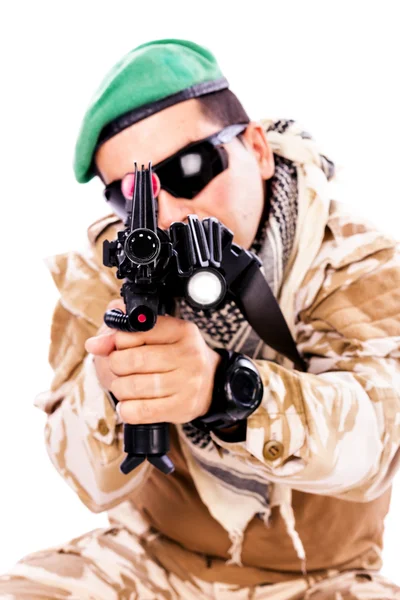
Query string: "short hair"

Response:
xmin=197 ymin=89 xmax=250 ymax=128
xmin=94 ymin=89 xmax=251 ymax=181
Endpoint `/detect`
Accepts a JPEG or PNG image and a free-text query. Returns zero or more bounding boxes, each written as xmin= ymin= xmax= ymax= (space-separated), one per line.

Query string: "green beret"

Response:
xmin=73 ymin=38 xmax=229 ymax=183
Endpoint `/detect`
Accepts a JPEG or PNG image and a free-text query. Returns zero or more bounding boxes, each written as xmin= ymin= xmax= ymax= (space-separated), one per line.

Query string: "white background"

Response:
xmin=1 ymin=0 xmax=399 ymax=588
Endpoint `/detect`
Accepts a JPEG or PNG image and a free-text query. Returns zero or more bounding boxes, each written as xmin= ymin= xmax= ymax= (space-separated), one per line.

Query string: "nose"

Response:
xmin=156 ymin=189 xmax=191 ymax=230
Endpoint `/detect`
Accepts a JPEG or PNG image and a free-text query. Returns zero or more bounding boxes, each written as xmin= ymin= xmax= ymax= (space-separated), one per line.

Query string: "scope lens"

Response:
xmin=125 ymin=229 xmax=160 ymax=264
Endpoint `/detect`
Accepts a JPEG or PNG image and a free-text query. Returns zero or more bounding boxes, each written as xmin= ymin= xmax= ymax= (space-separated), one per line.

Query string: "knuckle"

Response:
xmin=109 ymin=351 xmax=119 ymax=374
xmin=114 ymin=330 xmax=132 ymax=349
xmin=134 ymin=348 xmax=144 ymax=371
xmin=184 ymin=320 xmax=198 ymax=336
xmin=114 ymin=331 xmax=124 ymax=348
xmin=180 ymin=335 xmax=197 ymax=357
xmin=195 ymin=346 xmax=207 ymax=367
xmin=110 ymin=377 xmax=130 ymax=401
xmin=178 ymin=319 xmax=195 ymax=340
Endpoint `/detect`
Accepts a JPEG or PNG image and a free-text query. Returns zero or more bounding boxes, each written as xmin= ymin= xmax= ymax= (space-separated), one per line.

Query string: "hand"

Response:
xmin=85 ymin=300 xmax=120 ymax=392
xmin=85 ymin=300 xmax=222 ymax=425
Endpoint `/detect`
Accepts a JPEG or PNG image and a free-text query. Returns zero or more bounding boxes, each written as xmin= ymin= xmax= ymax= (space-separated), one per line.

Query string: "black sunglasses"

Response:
xmin=104 ymin=123 xmax=248 ymax=220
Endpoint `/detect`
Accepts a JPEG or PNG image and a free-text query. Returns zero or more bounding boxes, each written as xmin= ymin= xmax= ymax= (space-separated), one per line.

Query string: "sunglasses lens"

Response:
xmin=103 ymin=133 xmax=232 ymax=213
xmin=155 ymin=144 xmax=225 ymax=199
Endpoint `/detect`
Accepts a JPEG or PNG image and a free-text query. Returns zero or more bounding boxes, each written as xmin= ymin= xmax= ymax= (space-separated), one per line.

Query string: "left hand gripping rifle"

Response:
xmin=102 ymin=162 xmax=305 ymax=476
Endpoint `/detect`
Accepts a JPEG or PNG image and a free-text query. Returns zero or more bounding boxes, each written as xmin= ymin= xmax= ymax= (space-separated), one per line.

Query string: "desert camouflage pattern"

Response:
xmin=1 ymin=520 xmax=399 ymax=599
xmin=1 ymin=200 xmax=400 ymax=597
xmin=213 ymin=202 xmax=400 ymax=505
xmin=33 ymin=201 xmax=400 ymax=513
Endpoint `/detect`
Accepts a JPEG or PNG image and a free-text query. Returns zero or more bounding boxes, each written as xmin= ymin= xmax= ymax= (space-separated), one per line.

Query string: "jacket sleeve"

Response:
xmin=34 ymin=237 xmax=151 ymax=513
xmin=210 ymin=242 xmax=400 ymax=503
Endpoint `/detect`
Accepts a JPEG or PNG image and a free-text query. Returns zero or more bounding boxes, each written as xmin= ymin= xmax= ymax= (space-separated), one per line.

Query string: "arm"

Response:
xmin=210 ymin=243 xmax=400 ymax=503
xmin=35 ymin=237 xmax=151 ymax=513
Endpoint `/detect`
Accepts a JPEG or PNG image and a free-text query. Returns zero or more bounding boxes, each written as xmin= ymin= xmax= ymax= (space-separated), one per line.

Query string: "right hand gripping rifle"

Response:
xmin=103 ymin=162 xmax=305 ymax=476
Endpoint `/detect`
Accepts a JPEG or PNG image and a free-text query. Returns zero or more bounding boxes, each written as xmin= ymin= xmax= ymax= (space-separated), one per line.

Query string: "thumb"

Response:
xmin=85 ymin=299 xmax=125 ymax=356
xmin=95 ymin=299 xmax=125 ymax=336
xmin=85 ymin=330 xmax=116 ymax=356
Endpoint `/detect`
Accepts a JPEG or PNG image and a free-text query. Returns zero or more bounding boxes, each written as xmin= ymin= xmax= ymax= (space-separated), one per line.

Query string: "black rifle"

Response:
xmin=103 ymin=162 xmax=305 ymax=476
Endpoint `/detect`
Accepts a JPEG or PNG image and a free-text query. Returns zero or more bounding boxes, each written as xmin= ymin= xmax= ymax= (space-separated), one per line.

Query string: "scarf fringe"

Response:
xmin=279 ymin=499 xmax=308 ymax=577
xmin=226 ymin=529 xmax=245 ymax=567
xmin=263 ymin=506 xmax=272 ymax=528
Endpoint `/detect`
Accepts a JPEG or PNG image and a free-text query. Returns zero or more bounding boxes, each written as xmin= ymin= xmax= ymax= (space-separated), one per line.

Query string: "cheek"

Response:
xmin=198 ymin=176 xmax=246 ymax=240
xmin=187 ymin=175 xmax=232 ymax=220
xmin=207 ymin=175 xmax=232 ymax=210
xmin=217 ymin=164 xmax=265 ymax=247
xmin=212 ymin=168 xmax=263 ymax=220
xmin=191 ymin=161 xmax=265 ymax=248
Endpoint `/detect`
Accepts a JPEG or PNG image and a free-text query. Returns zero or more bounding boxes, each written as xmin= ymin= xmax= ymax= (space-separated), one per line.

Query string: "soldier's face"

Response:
xmin=95 ymin=98 xmax=274 ymax=250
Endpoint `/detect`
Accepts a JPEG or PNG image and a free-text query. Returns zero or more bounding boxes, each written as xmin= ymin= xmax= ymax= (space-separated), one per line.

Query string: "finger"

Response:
xmin=110 ymin=371 xmax=177 ymax=401
xmin=87 ymin=299 xmax=125 ymax=351
xmin=93 ymin=355 xmax=118 ymax=390
xmin=109 ymin=345 xmax=180 ymax=376
xmin=117 ymin=395 xmax=192 ymax=425
xmin=85 ymin=331 xmax=116 ymax=356
xmin=95 ymin=299 xmax=126 ymax=336
xmin=114 ymin=315 xmax=191 ymax=350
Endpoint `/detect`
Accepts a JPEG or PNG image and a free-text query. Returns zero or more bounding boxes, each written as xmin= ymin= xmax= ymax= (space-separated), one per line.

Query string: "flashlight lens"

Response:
xmin=187 ymin=270 xmax=224 ymax=308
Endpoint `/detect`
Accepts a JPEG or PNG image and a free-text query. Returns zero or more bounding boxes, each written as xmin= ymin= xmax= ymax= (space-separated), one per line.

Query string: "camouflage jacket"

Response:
xmin=34 ymin=199 xmax=400 ymax=577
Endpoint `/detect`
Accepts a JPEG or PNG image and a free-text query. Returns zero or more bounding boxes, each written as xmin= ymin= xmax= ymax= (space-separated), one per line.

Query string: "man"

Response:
xmin=1 ymin=39 xmax=399 ymax=599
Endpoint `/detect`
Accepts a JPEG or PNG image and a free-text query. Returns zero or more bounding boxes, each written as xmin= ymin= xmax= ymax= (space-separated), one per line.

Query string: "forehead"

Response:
xmin=94 ymin=98 xmax=221 ymax=183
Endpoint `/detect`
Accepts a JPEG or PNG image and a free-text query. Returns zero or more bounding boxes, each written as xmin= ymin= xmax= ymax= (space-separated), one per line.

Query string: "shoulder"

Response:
xmin=297 ymin=201 xmax=399 ymax=316
xmin=312 ymin=200 xmax=397 ymax=274
xmin=44 ymin=213 xmax=123 ymax=309
xmin=324 ymin=200 xmax=397 ymax=267
xmin=87 ymin=213 xmax=122 ymax=245
xmin=86 ymin=212 xmax=123 ymax=273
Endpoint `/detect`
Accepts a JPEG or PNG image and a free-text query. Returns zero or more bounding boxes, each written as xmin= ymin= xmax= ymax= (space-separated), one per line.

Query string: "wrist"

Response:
xmin=190 ymin=348 xmax=263 ymax=439
xmin=200 ymin=349 xmax=223 ymax=417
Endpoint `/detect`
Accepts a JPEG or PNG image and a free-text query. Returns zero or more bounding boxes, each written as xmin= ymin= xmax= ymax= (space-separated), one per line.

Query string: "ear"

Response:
xmin=241 ymin=122 xmax=275 ymax=180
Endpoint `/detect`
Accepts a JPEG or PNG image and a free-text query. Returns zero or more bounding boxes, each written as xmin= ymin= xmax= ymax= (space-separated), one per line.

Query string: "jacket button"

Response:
xmin=98 ymin=418 xmax=110 ymax=436
xmin=263 ymin=440 xmax=284 ymax=461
